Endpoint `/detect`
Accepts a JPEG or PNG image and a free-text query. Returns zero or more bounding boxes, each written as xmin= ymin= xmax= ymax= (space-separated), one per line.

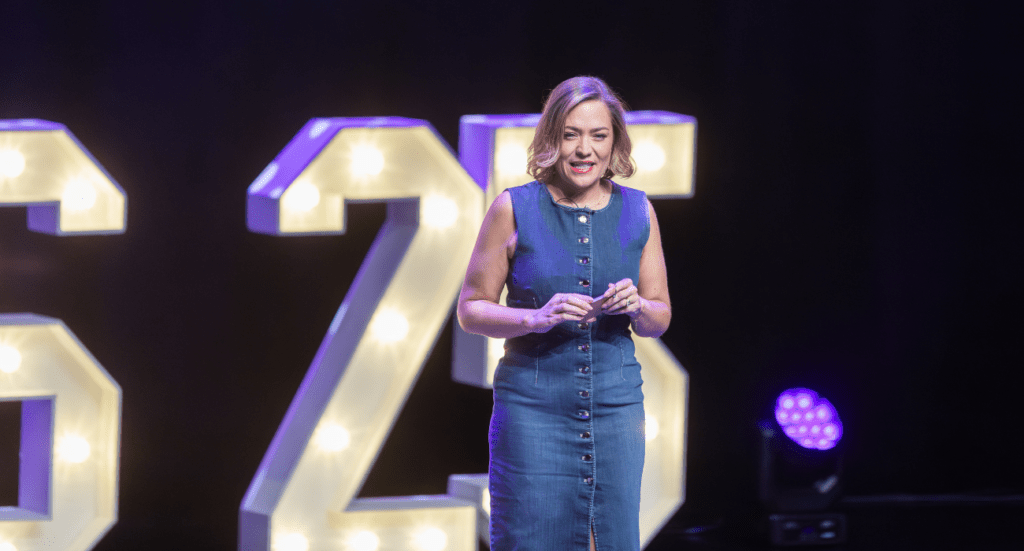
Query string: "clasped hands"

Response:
xmin=527 ymin=278 xmax=642 ymax=333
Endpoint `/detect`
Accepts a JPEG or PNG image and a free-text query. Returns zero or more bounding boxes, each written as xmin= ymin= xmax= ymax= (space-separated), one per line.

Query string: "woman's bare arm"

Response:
xmin=458 ymin=191 xmax=594 ymax=338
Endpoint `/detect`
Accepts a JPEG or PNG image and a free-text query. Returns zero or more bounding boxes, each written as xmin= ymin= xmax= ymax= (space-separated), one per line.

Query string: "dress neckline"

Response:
xmin=540 ymin=180 xmax=619 ymax=214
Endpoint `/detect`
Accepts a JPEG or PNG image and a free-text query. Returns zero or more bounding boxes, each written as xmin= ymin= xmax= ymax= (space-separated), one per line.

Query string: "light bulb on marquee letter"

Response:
xmin=57 ymin=435 xmax=92 ymax=464
xmin=371 ymin=309 xmax=410 ymax=343
xmin=0 ymin=345 xmax=21 ymax=373
xmin=0 ymin=150 xmax=26 ymax=178
xmin=346 ymin=530 xmax=380 ymax=551
xmin=412 ymin=527 xmax=448 ymax=551
xmin=350 ymin=145 xmax=385 ymax=178
xmin=316 ymin=424 xmax=352 ymax=452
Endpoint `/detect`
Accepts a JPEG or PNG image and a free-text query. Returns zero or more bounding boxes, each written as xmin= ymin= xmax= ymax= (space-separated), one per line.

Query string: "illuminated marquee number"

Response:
xmin=451 ymin=112 xmax=695 ymax=546
xmin=0 ymin=120 xmax=125 ymax=551
xmin=242 ymin=112 xmax=696 ymax=550
xmin=242 ymin=118 xmax=484 ymax=551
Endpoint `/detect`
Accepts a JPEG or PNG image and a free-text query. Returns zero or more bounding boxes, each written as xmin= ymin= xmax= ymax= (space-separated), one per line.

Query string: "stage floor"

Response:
xmin=647 ymin=498 xmax=1024 ymax=550
xmin=93 ymin=496 xmax=1024 ymax=550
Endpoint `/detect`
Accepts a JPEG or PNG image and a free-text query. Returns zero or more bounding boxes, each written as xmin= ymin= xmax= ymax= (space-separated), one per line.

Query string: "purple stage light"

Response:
xmin=774 ymin=388 xmax=843 ymax=450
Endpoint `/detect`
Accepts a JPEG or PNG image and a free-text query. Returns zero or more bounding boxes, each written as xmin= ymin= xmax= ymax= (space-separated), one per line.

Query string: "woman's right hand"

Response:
xmin=525 ymin=293 xmax=595 ymax=333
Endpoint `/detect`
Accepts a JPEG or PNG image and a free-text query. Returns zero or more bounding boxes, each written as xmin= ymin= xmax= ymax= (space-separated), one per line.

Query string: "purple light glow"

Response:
xmin=774 ymin=388 xmax=843 ymax=450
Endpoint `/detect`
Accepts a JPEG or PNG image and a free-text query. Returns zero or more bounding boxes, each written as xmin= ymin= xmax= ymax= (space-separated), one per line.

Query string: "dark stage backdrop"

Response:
xmin=1 ymin=1 xmax=1021 ymax=549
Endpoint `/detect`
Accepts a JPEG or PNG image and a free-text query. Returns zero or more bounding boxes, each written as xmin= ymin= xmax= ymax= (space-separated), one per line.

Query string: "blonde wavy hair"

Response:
xmin=528 ymin=76 xmax=635 ymax=184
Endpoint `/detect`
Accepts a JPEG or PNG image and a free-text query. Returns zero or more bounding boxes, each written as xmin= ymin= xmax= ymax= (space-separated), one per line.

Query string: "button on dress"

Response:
xmin=489 ymin=181 xmax=650 ymax=551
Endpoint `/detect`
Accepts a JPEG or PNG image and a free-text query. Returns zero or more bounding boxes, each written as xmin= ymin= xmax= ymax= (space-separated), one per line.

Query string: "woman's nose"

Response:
xmin=576 ymin=138 xmax=593 ymax=156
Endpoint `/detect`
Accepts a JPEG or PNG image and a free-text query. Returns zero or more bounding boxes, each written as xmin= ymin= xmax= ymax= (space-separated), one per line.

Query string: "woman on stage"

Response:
xmin=458 ymin=75 xmax=672 ymax=551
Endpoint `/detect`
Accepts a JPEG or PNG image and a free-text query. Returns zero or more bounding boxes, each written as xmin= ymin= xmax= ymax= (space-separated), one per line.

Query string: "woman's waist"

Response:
xmin=504 ymin=325 xmax=632 ymax=356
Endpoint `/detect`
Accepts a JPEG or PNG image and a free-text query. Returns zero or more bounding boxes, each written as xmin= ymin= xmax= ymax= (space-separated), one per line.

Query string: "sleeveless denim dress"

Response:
xmin=489 ymin=181 xmax=649 ymax=551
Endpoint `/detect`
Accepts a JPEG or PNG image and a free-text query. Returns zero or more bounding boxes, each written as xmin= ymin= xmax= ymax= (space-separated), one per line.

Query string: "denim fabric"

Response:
xmin=490 ymin=181 xmax=649 ymax=551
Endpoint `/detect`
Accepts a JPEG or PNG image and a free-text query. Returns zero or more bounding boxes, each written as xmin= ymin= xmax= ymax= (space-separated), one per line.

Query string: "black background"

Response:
xmin=1 ymin=1 xmax=1021 ymax=549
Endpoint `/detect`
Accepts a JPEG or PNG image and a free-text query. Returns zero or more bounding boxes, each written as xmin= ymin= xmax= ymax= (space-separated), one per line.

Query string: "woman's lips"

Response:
xmin=570 ymin=161 xmax=595 ymax=174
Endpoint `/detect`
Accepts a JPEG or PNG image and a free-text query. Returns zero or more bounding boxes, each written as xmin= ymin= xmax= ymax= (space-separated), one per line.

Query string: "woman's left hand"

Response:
xmin=600 ymin=278 xmax=643 ymax=319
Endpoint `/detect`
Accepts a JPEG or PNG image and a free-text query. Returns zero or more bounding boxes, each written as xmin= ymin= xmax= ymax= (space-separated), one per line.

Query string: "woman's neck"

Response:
xmin=546 ymin=179 xmax=611 ymax=210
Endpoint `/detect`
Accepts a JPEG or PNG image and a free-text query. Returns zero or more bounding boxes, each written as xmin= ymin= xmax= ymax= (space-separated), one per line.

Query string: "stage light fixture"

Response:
xmin=775 ymin=388 xmax=843 ymax=451
xmin=758 ymin=387 xmax=846 ymax=546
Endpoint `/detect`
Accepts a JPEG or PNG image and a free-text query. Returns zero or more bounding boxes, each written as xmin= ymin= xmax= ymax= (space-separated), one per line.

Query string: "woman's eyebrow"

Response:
xmin=564 ymin=125 xmax=610 ymax=132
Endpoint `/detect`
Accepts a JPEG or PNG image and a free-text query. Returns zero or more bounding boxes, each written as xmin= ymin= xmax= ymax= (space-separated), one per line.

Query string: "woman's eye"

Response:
xmin=563 ymin=132 xmax=576 ymax=139
xmin=594 ymin=133 xmax=608 ymax=140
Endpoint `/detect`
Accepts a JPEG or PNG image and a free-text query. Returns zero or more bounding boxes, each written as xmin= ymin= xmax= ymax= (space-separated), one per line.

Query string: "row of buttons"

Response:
xmin=577 ymin=213 xmax=594 ymax=485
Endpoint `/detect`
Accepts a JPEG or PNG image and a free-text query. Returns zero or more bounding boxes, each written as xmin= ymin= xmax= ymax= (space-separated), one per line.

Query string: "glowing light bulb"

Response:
xmin=346 ymin=530 xmax=380 ymax=551
xmin=422 ymin=195 xmax=459 ymax=228
xmin=0 ymin=150 xmax=25 ymax=178
xmin=796 ymin=394 xmax=812 ymax=409
xmin=632 ymin=142 xmax=665 ymax=172
xmin=372 ymin=309 xmax=409 ymax=343
xmin=412 ymin=527 xmax=447 ymax=551
xmin=781 ymin=397 xmax=794 ymax=409
xmin=274 ymin=532 xmax=309 ymax=551
xmin=316 ymin=424 xmax=351 ymax=452
xmin=57 ymin=435 xmax=91 ymax=463
xmin=0 ymin=345 xmax=21 ymax=373
xmin=282 ymin=180 xmax=321 ymax=212
xmin=496 ymin=144 xmax=527 ymax=178
xmin=350 ymin=146 xmax=384 ymax=177
xmin=482 ymin=487 xmax=491 ymax=516
xmin=0 ymin=541 xmax=18 ymax=551
xmin=62 ymin=178 xmax=97 ymax=211
xmin=645 ymin=416 xmax=660 ymax=441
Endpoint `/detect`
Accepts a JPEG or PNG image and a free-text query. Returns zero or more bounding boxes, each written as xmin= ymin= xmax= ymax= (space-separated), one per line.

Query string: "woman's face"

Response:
xmin=555 ymin=99 xmax=614 ymax=191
